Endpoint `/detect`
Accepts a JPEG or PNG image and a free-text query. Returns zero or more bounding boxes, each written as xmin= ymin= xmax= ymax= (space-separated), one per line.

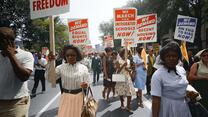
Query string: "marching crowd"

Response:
xmin=1 ymin=24 xmax=208 ymax=117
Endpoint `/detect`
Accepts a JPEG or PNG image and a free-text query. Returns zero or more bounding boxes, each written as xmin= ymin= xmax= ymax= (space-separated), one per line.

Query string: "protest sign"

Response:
xmin=30 ymin=0 xmax=70 ymax=19
xmin=136 ymin=14 xmax=157 ymax=43
xmin=114 ymin=8 xmax=137 ymax=39
xmin=104 ymin=35 xmax=114 ymax=48
xmin=121 ymin=38 xmax=136 ymax=47
xmin=68 ymin=19 xmax=89 ymax=46
xmin=174 ymin=15 xmax=197 ymax=43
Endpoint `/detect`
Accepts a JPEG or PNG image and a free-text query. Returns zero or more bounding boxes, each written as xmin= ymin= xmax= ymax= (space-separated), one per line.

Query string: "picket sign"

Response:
xmin=48 ymin=16 xmax=56 ymax=88
xmin=30 ymin=0 xmax=70 ymax=87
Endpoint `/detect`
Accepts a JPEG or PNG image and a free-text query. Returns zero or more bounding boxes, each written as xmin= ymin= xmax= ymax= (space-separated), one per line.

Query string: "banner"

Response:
xmin=180 ymin=41 xmax=189 ymax=63
xmin=104 ymin=35 xmax=114 ymax=48
xmin=30 ymin=0 xmax=70 ymax=19
xmin=136 ymin=14 xmax=157 ymax=43
xmin=174 ymin=15 xmax=197 ymax=43
xmin=114 ymin=8 xmax=137 ymax=39
xmin=68 ymin=19 xmax=89 ymax=46
xmin=121 ymin=38 xmax=136 ymax=47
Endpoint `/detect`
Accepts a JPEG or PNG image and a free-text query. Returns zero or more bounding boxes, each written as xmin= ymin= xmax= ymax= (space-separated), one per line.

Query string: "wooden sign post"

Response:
xmin=30 ymin=0 xmax=70 ymax=88
xmin=49 ymin=16 xmax=56 ymax=87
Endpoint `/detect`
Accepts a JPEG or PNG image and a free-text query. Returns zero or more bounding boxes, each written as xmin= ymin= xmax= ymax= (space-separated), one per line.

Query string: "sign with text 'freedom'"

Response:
xmin=174 ymin=15 xmax=197 ymax=43
xmin=30 ymin=0 xmax=70 ymax=19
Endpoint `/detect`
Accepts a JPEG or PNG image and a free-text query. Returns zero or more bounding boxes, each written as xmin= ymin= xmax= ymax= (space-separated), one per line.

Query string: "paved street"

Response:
xmin=28 ymin=74 xmax=152 ymax=117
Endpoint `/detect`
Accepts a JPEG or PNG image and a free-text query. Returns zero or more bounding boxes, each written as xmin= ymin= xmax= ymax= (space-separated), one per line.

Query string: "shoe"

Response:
xmin=106 ymin=98 xmax=110 ymax=102
xmin=41 ymin=91 xmax=45 ymax=94
xmin=30 ymin=93 xmax=36 ymax=98
xmin=138 ymin=103 xmax=144 ymax=108
xmin=120 ymin=106 xmax=125 ymax=110
xmin=126 ymin=107 xmax=133 ymax=113
xmin=102 ymin=91 xmax=105 ymax=99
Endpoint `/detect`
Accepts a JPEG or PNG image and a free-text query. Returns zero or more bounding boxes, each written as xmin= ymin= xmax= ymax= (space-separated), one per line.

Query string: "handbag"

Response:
xmin=81 ymin=87 xmax=98 ymax=117
xmin=112 ymin=74 xmax=126 ymax=82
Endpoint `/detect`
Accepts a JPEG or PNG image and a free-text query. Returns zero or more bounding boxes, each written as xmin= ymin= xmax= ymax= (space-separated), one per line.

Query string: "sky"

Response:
xmin=60 ymin=0 xmax=130 ymax=47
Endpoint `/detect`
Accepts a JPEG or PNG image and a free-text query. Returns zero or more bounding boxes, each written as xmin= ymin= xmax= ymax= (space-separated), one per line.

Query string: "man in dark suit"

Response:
xmin=91 ymin=52 xmax=101 ymax=84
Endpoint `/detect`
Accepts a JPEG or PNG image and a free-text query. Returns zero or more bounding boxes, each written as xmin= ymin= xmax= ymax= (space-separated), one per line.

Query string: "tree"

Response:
xmin=99 ymin=19 xmax=121 ymax=51
xmin=126 ymin=0 xmax=208 ymax=50
xmin=0 ymin=0 xmax=68 ymax=52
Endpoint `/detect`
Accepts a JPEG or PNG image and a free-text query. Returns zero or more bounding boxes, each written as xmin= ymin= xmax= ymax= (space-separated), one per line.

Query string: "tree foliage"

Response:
xmin=99 ymin=0 xmax=208 ymax=49
xmin=0 ymin=0 xmax=68 ymax=52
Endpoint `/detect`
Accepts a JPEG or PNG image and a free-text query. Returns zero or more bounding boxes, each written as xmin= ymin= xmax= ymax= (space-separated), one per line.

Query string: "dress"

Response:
xmin=134 ymin=54 xmax=147 ymax=90
xmin=115 ymin=59 xmax=135 ymax=96
xmin=151 ymin=66 xmax=192 ymax=117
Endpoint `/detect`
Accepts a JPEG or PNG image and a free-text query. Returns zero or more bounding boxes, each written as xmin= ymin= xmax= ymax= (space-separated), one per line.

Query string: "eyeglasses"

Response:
xmin=202 ymin=54 xmax=208 ymax=57
xmin=66 ymin=54 xmax=76 ymax=57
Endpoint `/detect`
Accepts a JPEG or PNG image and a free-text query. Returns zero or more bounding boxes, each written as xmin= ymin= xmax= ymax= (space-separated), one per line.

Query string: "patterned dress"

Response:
xmin=115 ymin=59 xmax=135 ymax=96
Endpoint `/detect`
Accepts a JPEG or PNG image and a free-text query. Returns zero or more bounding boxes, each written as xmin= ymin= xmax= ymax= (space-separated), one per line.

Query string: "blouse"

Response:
xmin=56 ymin=62 xmax=90 ymax=90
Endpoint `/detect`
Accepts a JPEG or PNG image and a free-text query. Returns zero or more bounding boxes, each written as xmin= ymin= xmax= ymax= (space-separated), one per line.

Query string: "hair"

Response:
xmin=62 ymin=45 xmax=83 ymax=62
xmin=160 ymin=41 xmax=182 ymax=62
xmin=0 ymin=19 xmax=10 ymax=27
xmin=112 ymin=51 xmax=118 ymax=56
xmin=105 ymin=47 xmax=113 ymax=53
xmin=119 ymin=49 xmax=125 ymax=58
xmin=0 ymin=27 xmax=15 ymax=41
xmin=161 ymin=39 xmax=173 ymax=47
xmin=200 ymin=49 xmax=208 ymax=56
xmin=136 ymin=46 xmax=143 ymax=55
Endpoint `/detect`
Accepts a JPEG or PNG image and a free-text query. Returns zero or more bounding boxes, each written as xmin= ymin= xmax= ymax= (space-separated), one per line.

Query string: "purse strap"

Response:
xmin=82 ymin=86 xmax=94 ymax=105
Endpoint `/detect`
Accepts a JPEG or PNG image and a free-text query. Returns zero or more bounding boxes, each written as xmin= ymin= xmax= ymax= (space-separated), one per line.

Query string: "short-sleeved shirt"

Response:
xmin=35 ymin=58 xmax=47 ymax=70
xmin=55 ymin=62 xmax=90 ymax=90
xmin=151 ymin=66 xmax=188 ymax=98
xmin=0 ymin=48 xmax=34 ymax=100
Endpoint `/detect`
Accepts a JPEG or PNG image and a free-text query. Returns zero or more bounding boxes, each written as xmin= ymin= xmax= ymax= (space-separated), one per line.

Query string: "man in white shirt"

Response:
xmin=0 ymin=27 xmax=34 ymax=117
xmin=31 ymin=52 xmax=47 ymax=97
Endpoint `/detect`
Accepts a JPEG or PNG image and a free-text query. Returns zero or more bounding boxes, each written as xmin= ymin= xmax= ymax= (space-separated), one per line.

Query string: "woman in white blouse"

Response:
xmin=47 ymin=45 xmax=90 ymax=116
xmin=151 ymin=41 xmax=193 ymax=117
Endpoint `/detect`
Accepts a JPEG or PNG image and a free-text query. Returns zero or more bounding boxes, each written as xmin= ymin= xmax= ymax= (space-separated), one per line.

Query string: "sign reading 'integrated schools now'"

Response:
xmin=30 ymin=0 xmax=69 ymax=19
xmin=174 ymin=15 xmax=197 ymax=43
xmin=136 ymin=14 xmax=157 ymax=43
xmin=68 ymin=19 xmax=89 ymax=45
xmin=114 ymin=8 xmax=137 ymax=39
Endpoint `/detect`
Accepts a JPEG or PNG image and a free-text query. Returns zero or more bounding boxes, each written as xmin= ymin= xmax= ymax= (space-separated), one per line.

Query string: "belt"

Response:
xmin=62 ymin=88 xmax=82 ymax=94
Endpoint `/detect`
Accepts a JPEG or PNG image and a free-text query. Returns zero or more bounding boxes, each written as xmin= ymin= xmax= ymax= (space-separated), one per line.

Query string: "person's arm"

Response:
xmin=117 ymin=61 xmax=127 ymax=73
xmin=6 ymin=46 xmax=33 ymax=82
xmin=151 ymin=72 xmax=162 ymax=117
xmin=189 ymin=63 xmax=208 ymax=81
xmin=102 ymin=56 xmax=108 ymax=79
xmin=80 ymin=65 xmax=90 ymax=88
xmin=152 ymin=96 xmax=161 ymax=117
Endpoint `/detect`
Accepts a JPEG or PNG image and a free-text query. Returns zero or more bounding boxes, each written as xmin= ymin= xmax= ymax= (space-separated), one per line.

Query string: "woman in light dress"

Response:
xmin=114 ymin=49 xmax=135 ymax=112
xmin=151 ymin=41 xmax=192 ymax=117
xmin=47 ymin=45 xmax=90 ymax=117
xmin=134 ymin=47 xmax=147 ymax=108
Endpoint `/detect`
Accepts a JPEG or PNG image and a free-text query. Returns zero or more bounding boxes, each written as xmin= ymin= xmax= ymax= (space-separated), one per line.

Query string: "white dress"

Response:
xmin=151 ymin=66 xmax=192 ymax=117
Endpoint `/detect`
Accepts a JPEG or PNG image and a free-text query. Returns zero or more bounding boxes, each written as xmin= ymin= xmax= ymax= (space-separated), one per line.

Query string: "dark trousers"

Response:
xmin=93 ymin=70 xmax=100 ymax=83
xmin=146 ymin=75 xmax=151 ymax=94
xmin=32 ymin=70 xmax=46 ymax=94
